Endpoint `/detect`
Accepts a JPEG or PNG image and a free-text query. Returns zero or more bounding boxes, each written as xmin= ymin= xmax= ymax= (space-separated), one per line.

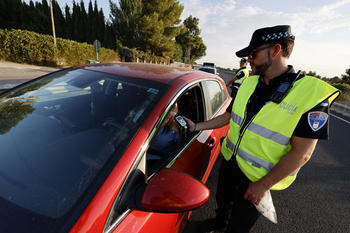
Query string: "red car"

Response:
xmin=0 ymin=63 xmax=230 ymax=232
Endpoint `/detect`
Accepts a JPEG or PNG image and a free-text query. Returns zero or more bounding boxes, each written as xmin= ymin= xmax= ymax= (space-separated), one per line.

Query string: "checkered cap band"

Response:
xmin=261 ymin=32 xmax=294 ymax=41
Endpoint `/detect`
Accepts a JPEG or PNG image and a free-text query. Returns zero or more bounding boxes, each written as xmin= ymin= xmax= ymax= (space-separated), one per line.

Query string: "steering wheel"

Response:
xmin=102 ymin=117 xmax=129 ymax=133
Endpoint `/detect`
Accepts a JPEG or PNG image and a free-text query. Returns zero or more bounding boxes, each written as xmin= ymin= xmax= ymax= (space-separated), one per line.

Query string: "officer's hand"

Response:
xmin=243 ymin=180 xmax=268 ymax=205
xmin=182 ymin=116 xmax=196 ymax=132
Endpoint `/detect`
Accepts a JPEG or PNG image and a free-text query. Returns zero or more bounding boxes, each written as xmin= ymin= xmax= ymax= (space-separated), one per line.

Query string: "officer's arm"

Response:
xmin=226 ymin=77 xmax=238 ymax=86
xmin=244 ymin=136 xmax=318 ymax=204
xmin=183 ymin=111 xmax=231 ymax=132
xmin=264 ymin=136 xmax=317 ymax=188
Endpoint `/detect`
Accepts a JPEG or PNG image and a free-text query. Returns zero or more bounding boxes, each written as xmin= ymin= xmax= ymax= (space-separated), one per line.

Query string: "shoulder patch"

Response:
xmin=307 ymin=111 xmax=328 ymax=132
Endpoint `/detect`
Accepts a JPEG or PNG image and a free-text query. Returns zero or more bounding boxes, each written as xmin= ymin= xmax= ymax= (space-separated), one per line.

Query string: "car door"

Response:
xmin=169 ymin=79 xmax=229 ymax=182
xmin=108 ymin=79 xmax=230 ymax=233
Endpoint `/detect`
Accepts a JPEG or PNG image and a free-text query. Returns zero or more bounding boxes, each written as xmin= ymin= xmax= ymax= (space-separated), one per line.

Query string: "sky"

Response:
xmin=24 ymin=0 xmax=350 ymax=78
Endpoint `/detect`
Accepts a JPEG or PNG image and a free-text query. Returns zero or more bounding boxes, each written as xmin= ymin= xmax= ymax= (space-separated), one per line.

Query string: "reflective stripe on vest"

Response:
xmin=231 ymin=112 xmax=290 ymax=147
xmin=226 ymin=137 xmax=300 ymax=177
xmin=226 ymin=137 xmax=275 ymax=171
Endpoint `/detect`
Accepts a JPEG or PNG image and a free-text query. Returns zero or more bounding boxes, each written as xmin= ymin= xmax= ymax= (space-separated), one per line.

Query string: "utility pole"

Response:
xmin=50 ymin=0 xmax=56 ymax=45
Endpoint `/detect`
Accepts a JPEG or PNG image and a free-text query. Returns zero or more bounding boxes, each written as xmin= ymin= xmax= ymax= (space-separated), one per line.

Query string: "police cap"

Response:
xmin=236 ymin=25 xmax=295 ymax=58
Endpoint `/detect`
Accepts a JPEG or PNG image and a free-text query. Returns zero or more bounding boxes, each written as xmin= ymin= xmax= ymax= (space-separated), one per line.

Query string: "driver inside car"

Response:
xmin=147 ymin=103 xmax=185 ymax=165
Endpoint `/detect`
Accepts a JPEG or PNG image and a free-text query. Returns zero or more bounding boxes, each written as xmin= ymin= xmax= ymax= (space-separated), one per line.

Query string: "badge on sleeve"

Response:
xmin=308 ymin=111 xmax=328 ymax=132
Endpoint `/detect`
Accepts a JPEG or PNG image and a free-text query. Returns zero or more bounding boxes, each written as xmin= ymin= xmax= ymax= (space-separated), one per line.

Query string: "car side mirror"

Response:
xmin=125 ymin=168 xmax=210 ymax=213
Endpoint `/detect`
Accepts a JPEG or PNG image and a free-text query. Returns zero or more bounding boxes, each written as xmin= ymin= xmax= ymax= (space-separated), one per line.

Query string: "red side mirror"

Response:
xmin=125 ymin=168 xmax=210 ymax=213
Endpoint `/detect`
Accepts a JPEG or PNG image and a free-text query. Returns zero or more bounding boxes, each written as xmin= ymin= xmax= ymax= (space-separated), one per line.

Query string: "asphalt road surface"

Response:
xmin=183 ymin=70 xmax=350 ymax=233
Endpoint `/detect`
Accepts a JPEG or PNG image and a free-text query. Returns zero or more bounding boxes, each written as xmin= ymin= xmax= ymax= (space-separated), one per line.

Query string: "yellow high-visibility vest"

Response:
xmin=221 ymin=75 xmax=340 ymax=190
xmin=234 ymin=68 xmax=249 ymax=84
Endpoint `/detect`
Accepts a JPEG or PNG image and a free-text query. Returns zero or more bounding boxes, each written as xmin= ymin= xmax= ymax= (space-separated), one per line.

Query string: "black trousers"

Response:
xmin=215 ymin=155 xmax=260 ymax=233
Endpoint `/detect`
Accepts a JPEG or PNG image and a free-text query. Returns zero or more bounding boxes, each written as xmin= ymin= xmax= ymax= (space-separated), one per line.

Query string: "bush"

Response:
xmin=332 ymin=83 xmax=350 ymax=92
xmin=118 ymin=46 xmax=168 ymax=63
xmin=0 ymin=29 xmax=119 ymax=67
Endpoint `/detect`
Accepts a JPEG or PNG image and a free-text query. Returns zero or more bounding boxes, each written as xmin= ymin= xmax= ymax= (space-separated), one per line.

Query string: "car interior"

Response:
xmin=146 ymin=84 xmax=205 ymax=177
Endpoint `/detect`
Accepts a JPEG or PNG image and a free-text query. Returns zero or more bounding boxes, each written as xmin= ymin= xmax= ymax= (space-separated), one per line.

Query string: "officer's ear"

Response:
xmin=272 ymin=44 xmax=283 ymax=58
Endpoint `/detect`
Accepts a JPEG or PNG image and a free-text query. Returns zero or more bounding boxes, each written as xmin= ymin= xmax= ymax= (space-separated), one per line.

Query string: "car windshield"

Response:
xmin=199 ymin=67 xmax=215 ymax=74
xmin=0 ymin=68 xmax=166 ymax=232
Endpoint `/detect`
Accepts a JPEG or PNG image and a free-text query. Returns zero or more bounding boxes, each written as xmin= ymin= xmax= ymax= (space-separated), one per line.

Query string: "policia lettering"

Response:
xmin=279 ymin=102 xmax=298 ymax=115
xmin=221 ymin=74 xmax=340 ymax=190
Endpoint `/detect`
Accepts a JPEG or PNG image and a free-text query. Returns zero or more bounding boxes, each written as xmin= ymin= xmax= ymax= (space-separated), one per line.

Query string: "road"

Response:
xmin=0 ymin=61 xmax=59 ymax=91
xmin=183 ymin=70 xmax=350 ymax=232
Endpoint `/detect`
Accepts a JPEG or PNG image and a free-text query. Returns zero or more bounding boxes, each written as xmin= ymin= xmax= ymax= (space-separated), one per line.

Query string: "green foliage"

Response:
xmin=0 ymin=99 xmax=35 ymax=135
xmin=0 ymin=29 xmax=119 ymax=67
xmin=332 ymin=83 xmax=350 ymax=92
xmin=0 ymin=0 xmax=116 ymax=50
xmin=331 ymin=83 xmax=350 ymax=103
xmin=341 ymin=67 xmax=350 ymax=82
xmin=334 ymin=91 xmax=349 ymax=103
xmin=302 ymin=70 xmax=321 ymax=79
xmin=109 ymin=0 xmax=142 ymax=49
xmin=0 ymin=29 xmax=57 ymax=66
xmin=171 ymin=42 xmax=183 ymax=62
xmin=110 ymin=0 xmax=184 ymax=57
xmin=175 ymin=15 xmax=206 ymax=64
xmin=139 ymin=0 xmax=184 ymax=57
xmin=118 ymin=46 xmax=168 ymax=63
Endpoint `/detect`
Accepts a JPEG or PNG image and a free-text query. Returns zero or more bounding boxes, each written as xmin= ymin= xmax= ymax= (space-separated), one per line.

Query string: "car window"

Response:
xmin=0 ymin=68 xmax=166 ymax=232
xmin=205 ymin=80 xmax=226 ymax=116
xmin=146 ymin=85 xmax=205 ymax=176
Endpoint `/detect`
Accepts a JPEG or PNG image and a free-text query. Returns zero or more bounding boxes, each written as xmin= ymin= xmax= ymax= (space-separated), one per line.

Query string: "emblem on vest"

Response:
xmin=279 ymin=102 xmax=298 ymax=115
xmin=308 ymin=111 xmax=328 ymax=132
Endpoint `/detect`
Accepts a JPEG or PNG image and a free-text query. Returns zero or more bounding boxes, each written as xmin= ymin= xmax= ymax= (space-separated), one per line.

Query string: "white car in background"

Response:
xmin=199 ymin=63 xmax=220 ymax=76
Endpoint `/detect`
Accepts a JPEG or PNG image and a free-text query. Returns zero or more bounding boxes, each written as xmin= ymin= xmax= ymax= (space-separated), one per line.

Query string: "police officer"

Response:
xmin=183 ymin=25 xmax=340 ymax=232
xmin=226 ymin=58 xmax=249 ymax=98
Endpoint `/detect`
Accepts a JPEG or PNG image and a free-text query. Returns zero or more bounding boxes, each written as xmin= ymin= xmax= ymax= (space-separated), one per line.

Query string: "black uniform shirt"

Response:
xmin=226 ymin=66 xmax=330 ymax=139
xmin=235 ymin=67 xmax=248 ymax=79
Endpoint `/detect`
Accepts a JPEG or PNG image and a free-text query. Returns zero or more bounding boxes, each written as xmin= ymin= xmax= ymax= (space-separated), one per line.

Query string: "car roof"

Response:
xmin=82 ymin=63 xmax=212 ymax=84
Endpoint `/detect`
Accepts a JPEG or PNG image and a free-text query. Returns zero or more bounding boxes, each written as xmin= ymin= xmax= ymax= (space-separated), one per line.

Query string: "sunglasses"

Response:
xmin=248 ymin=45 xmax=275 ymax=59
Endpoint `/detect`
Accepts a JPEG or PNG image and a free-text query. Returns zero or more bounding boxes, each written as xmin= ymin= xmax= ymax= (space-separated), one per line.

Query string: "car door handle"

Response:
xmin=207 ymin=137 xmax=216 ymax=150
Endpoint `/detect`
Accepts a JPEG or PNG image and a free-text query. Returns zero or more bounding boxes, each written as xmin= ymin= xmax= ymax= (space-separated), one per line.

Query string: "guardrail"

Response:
xmin=331 ymin=102 xmax=350 ymax=118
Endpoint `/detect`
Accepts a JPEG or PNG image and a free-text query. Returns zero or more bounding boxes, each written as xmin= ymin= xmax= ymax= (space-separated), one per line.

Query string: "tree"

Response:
xmin=175 ymin=15 xmax=206 ymax=64
xmin=79 ymin=0 xmax=88 ymax=42
xmin=0 ymin=99 xmax=35 ymax=135
xmin=303 ymin=71 xmax=321 ymax=79
xmin=109 ymin=0 xmax=142 ymax=49
xmin=86 ymin=0 xmax=94 ymax=44
xmin=0 ymin=0 xmax=23 ymax=29
xmin=330 ymin=76 xmax=341 ymax=83
xmin=53 ymin=0 xmax=65 ymax=38
xmin=97 ymin=8 xmax=105 ymax=44
xmin=139 ymin=0 xmax=184 ymax=57
xmin=171 ymin=42 xmax=183 ymax=62
xmin=64 ymin=4 xmax=73 ymax=39
xmin=103 ymin=22 xmax=116 ymax=49
xmin=72 ymin=1 xmax=82 ymax=41
xmin=341 ymin=67 xmax=350 ymax=82
xmin=91 ymin=0 xmax=99 ymax=41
